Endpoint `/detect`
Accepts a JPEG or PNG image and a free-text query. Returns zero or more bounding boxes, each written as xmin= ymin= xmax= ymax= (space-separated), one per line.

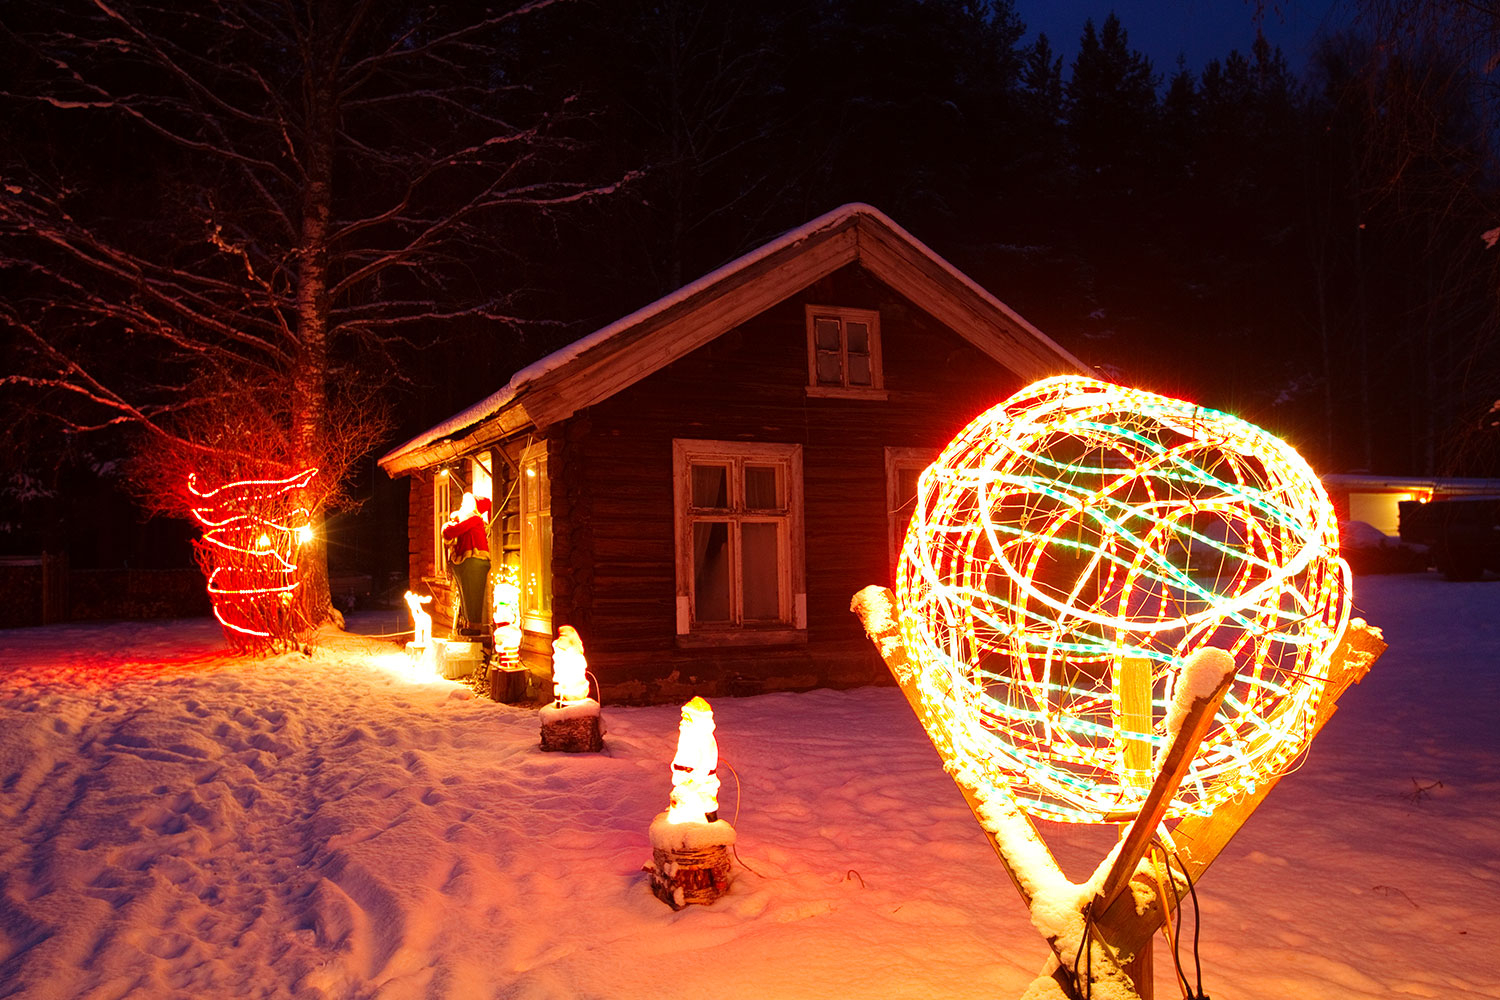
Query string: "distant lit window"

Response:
xmin=806 ymin=305 xmax=885 ymax=398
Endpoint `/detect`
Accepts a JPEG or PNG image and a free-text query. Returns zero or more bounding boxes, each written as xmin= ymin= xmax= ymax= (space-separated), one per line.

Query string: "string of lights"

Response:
xmin=188 ymin=468 xmax=319 ymax=651
xmin=895 ymin=376 xmax=1351 ymax=824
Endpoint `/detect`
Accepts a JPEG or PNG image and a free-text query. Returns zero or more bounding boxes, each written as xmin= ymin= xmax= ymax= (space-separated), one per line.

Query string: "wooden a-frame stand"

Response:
xmin=852 ymin=586 xmax=1386 ymax=1000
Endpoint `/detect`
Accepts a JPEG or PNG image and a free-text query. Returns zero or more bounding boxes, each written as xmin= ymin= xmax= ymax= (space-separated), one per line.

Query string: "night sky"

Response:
xmin=1015 ymin=0 xmax=1352 ymax=73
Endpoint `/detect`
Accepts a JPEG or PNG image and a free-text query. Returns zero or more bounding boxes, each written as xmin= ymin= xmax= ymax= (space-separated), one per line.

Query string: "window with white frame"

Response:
xmin=806 ymin=305 xmax=885 ymax=398
xmin=673 ymin=440 xmax=805 ymax=641
xmin=432 ymin=468 xmax=456 ymax=576
xmin=520 ymin=442 xmax=552 ymax=632
xmin=885 ymin=447 xmax=934 ymax=582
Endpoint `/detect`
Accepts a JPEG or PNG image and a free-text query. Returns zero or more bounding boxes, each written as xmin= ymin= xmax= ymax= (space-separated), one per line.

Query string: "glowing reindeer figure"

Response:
xmin=404 ymin=591 xmax=434 ymax=647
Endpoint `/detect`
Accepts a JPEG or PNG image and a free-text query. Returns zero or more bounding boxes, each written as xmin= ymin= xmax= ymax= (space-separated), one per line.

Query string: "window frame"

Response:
xmin=432 ymin=469 xmax=454 ymax=577
xmin=885 ymin=447 xmax=934 ymax=583
xmin=804 ymin=304 xmax=887 ymax=400
xmin=672 ymin=439 xmax=806 ymax=646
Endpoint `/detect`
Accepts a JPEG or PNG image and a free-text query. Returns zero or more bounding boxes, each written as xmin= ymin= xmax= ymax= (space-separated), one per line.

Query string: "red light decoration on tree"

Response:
xmin=188 ymin=468 xmax=319 ymax=651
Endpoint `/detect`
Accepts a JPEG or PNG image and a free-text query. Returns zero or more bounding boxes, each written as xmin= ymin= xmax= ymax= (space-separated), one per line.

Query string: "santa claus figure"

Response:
xmin=668 ymin=696 xmax=720 ymax=824
xmin=442 ymin=491 xmax=492 ymax=634
xmin=551 ymin=625 xmax=591 ymax=705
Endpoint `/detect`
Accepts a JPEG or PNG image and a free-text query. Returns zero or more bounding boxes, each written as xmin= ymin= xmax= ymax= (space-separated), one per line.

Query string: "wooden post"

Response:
xmin=1093 ymin=662 xmax=1234 ymax=919
xmin=41 ymin=551 xmax=68 ymax=625
xmin=1169 ymin=622 xmax=1387 ymax=882
xmin=1113 ymin=656 xmax=1154 ymax=792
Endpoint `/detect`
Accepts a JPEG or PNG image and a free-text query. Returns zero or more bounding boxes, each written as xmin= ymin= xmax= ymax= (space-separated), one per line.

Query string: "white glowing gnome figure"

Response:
xmin=551 ymin=625 xmax=591 ymax=706
xmin=491 ymin=575 xmax=522 ymax=664
xmin=668 ymin=696 xmax=720 ymax=823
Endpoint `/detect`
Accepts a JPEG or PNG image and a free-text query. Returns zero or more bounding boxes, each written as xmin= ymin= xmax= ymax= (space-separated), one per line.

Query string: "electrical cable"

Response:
xmin=1151 ymin=839 xmax=1193 ymax=999
xmin=1175 ymin=848 xmax=1208 ymax=999
xmin=720 ymin=761 xmax=768 ymax=878
xmin=1162 ymin=847 xmax=1210 ymax=1000
xmin=1071 ymin=900 xmax=1096 ymax=1000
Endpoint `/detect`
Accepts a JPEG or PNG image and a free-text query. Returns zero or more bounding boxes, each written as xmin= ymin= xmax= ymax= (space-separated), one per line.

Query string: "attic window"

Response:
xmin=805 ymin=305 xmax=887 ymax=400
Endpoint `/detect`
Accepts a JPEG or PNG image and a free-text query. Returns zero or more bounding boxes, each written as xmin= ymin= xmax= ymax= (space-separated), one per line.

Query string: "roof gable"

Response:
xmin=380 ymin=203 xmax=1088 ymax=474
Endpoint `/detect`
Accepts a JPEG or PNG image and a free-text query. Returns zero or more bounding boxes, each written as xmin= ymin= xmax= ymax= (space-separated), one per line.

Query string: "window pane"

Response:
xmin=848 ymin=353 xmax=872 ymax=386
xmin=741 ymin=522 xmax=781 ymax=620
xmin=744 ymin=465 xmax=780 ymax=510
xmin=691 ymin=464 xmax=729 ymax=508
xmin=816 ymin=351 xmax=843 ymax=384
xmin=814 ymin=316 xmax=841 ymax=351
xmin=523 ymin=512 xmax=552 ymax=617
xmin=471 ymin=452 xmax=493 ymax=503
xmin=524 ymin=464 xmax=539 ymax=510
xmin=535 ymin=455 xmax=550 ymax=509
xmin=846 ymin=322 xmax=869 ymax=354
xmin=897 ymin=467 xmax=921 ymax=510
xmin=693 ymin=521 xmax=732 ymax=623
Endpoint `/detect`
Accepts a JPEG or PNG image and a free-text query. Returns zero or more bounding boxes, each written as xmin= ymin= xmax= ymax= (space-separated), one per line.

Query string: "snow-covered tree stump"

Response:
xmin=646 ymin=813 xmax=735 ymax=909
xmin=539 ymin=700 xmax=604 ymax=753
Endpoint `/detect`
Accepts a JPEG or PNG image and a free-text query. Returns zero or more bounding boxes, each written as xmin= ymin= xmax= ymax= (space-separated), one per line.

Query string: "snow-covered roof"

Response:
xmin=1321 ymin=473 xmax=1500 ymax=495
xmin=379 ymin=203 xmax=1089 ymax=474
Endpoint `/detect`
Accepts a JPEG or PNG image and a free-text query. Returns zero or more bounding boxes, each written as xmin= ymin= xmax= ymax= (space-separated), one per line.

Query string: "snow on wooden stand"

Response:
xmin=539 ymin=626 xmax=605 ymax=752
xmin=851 ymin=376 xmax=1386 ymax=999
xmin=645 ymin=697 xmax=734 ymax=908
xmin=853 ymin=585 xmax=1385 ymax=1000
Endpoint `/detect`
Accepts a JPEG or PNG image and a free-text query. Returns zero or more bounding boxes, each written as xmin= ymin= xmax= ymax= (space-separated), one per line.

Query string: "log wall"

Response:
xmin=556 ymin=263 xmax=1029 ymax=700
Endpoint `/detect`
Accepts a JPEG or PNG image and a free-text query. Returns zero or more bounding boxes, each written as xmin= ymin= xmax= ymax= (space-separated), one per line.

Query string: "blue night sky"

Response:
xmin=1013 ymin=0 xmax=1354 ymax=76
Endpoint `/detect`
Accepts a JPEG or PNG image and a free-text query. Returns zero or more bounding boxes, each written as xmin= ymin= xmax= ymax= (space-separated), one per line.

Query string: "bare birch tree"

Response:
xmin=1 ymin=0 xmax=635 ymax=624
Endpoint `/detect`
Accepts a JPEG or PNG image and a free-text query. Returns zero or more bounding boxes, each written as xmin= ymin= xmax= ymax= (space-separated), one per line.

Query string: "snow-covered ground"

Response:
xmin=1 ymin=573 xmax=1496 ymax=999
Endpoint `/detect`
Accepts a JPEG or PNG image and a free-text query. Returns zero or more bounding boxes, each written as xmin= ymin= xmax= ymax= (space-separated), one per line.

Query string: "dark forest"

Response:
xmin=3 ymin=0 xmax=1498 ymax=578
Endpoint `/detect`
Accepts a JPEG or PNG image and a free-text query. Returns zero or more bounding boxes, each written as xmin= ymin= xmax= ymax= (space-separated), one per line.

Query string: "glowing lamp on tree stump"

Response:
xmin=647 ymin=696 xmax=735 ymax=909
xmin=538 ymin=626 xmax=603 ymax=752
xmin=852 ymin=375 xmax=1385 ymax=999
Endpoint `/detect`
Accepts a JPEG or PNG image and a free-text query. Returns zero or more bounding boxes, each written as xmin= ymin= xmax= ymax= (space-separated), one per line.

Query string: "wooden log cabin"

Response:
xmin=377 ymin=204 xmax=1091 ymax=702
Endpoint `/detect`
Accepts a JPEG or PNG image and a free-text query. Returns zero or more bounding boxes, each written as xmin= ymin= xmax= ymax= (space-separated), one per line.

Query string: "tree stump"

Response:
xmin=490 ymin=665 xmax=530 ymax=703
xmin=539 ymin=700 xmax=604 ymax=752
xmin=646 ymin=812 xmax=736 ymax=909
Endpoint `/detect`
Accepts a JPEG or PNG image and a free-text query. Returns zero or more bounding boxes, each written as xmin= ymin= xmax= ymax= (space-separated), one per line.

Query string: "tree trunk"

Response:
xmin=293 ymin=55 xmax=337 ymax=628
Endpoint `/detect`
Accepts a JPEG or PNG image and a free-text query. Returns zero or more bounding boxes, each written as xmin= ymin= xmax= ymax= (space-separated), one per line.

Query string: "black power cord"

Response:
xmin=1153 ymin=839 xmax=1212 ymax=1000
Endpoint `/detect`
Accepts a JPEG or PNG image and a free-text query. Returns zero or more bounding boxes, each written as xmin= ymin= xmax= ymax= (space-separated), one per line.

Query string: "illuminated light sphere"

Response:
xmin=895 ymin=376 xmax=1351 ymax=824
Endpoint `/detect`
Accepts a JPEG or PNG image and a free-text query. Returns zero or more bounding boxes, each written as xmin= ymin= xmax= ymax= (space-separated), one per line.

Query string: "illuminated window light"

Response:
xmin=894 ymin=376 xmax=1351 ymax=824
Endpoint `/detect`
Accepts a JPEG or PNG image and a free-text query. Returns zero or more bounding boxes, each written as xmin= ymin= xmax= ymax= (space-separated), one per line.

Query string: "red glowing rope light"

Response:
xmin=188 ymin=468 xmax=318 ymax=650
